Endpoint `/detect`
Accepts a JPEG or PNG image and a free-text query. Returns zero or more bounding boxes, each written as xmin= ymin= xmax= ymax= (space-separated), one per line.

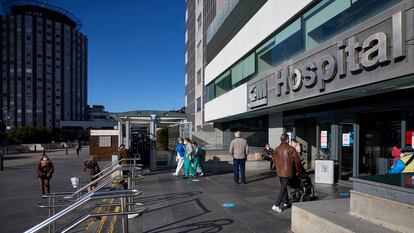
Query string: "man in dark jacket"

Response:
xmin=272 ymin=134 xmax=301 ymax=213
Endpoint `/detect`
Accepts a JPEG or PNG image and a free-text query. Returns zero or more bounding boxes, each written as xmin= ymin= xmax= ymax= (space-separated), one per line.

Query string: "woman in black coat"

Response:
xmin=262 ymin=144 xmax=275 ymax=170
xmin=36 ymin=154 xmax=54 ymax=195
xmin=84 ymin=154 xmax=101 ymax=192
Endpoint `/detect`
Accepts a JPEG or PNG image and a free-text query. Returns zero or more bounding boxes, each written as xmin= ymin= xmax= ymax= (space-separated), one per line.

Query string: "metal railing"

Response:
xmin=31 ymin=158 xmax=144 ymax=233
xmin=44 ymin=158 xmax=142 ymax=200
xmin=91 ymin=157 xmax=142 ymax=180
xmin=25 ymin=189 xmax=144 ymax=233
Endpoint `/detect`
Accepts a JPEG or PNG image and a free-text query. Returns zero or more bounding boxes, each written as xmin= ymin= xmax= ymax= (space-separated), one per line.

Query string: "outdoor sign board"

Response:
xmin=247 ymin=10 xmax=414 ymax=111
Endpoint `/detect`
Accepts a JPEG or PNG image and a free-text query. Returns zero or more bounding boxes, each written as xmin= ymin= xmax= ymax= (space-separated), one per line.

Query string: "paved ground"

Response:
xmin=0 ymin=149 xmax=351 ymax=233
xmin=0 ymin=147 xmax=95 ymax=233
xmin=135 ymin=169 xmax=351 ymax=233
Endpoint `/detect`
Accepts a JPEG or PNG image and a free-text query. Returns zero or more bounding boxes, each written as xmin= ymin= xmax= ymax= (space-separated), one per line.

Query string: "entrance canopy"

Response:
xmin=112 ymin=110 xmax=187 ymax=170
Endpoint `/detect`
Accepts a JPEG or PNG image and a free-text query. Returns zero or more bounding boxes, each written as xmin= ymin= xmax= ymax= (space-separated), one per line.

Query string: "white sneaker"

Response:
xmin=128 ymin=213 xmax=139 ymax=219
xmin=200 ymin=173 xmax=205 ymax=176
xmin=172 ymin=173 xmax=177 ymax=176
xmin=272 ymin=205 xmax=282 ymax=213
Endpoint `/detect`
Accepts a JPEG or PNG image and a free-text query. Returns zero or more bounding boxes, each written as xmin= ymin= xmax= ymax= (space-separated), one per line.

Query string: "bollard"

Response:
xmin=0 ymin=153 xmax=3 ymax=171
xmin=34 ymin=145 xmax=36 ymax=152
xmin=6 ymin=146 xmax=8 ymax=155
xmin=65 ymin=147 xmax=68 ymax=155
xmin=121 ymin=196 xmax=129 ymax=233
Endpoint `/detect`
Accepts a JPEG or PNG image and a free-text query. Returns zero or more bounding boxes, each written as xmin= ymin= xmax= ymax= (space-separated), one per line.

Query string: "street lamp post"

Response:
xmin=2 ymin=107 xmax=13 ymax=133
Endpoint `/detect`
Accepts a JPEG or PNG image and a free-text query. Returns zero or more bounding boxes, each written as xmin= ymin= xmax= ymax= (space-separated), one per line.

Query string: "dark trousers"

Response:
xmin=275 ymin=177 xmax=290 ymax=207
xmin=39 ymin=177 xmax=50 ymax=194
xmin=233 ymin=158 xmax=246 ymax=183
xmin=121 ymin=170 xmax=130 ymax=189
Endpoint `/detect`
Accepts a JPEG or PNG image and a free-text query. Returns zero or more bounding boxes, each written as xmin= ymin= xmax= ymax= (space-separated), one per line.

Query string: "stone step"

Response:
xmin=203 ymin=160 xmax=272 ymax=173
xmin=205 ymin=153 xmax=265 ymax=162
xmin=291 ymin=198 xmax=398 ymax=233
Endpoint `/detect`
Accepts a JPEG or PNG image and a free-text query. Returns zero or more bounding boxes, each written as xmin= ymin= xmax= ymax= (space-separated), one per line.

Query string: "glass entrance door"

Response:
xmin=359 ymin=111 xmax=401 ymax=176
xmin=339 ymin=124 xmax=354 ymax=180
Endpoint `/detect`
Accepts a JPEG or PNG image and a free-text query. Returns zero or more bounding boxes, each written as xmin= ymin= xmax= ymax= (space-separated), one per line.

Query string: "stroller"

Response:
xmin=288 ymin=161 xmax=318 ymax=202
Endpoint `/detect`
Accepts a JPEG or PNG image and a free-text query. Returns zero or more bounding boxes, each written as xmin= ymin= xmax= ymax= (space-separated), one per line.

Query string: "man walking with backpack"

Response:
xmin=192 ymin=141 xmax=206 ymax=176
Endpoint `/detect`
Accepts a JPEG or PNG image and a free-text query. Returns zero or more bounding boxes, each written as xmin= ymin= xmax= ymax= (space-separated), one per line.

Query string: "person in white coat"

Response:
xmin=173 ymin=138 xmax=185 ymax=176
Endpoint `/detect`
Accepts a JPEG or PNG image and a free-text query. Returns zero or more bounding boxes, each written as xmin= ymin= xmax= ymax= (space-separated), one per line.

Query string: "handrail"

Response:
xmin=24 ymin=189 xmax=142 ymax=233
xmin=43 ymin=161 xmax=140 ymax=200
xmin=42 ymin=166 xmax=117 ymax=199
xmin=68 ymin=163 xmax=142 ymax=199
xmin=32 ymin=160 xmax=143 ymax=233
xmin=92 ymin=157 xmax=141 ymax=179
xmin=60 ymin=206 xmax=147 ymax=233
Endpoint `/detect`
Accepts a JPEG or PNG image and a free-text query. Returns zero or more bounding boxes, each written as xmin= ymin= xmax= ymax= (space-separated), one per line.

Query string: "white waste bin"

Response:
xmin=70 ymin=177 xmax=79 ymax=189
xmin=315 ymin=160 xmax=334 ymax=184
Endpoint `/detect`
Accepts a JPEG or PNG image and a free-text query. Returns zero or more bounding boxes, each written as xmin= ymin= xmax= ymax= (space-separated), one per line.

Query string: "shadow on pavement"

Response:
xmin=245 ymin=171 xmax=275 ymax=184
xmin=145 ymin=218 xmax=234 ymax=233
xmin=144 ymin=199 xmax=226 ymax=233
xmin=145 ymin=198 xmax=208 ymax=214
xmin=4 ymin=155 xmax=33 ymax=160
xmin=141 ymin=191 xmax=202 ymax=206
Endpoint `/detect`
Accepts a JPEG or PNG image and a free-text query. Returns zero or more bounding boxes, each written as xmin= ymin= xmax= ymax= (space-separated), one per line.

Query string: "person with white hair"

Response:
xmin=229 ymin=131 xmax=249 ymax=184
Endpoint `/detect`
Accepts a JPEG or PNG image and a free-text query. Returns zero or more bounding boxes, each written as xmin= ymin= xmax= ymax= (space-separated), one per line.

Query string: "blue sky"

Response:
xmin=43 ymin=0 xmax=185 ymax=112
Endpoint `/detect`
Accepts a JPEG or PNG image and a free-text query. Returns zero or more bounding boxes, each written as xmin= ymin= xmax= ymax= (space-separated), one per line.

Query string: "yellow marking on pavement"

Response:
xmin=96 ymin=198 xmax=114 ymax=233
xmin=108 ymin=206 xmax=121 ymax=233
xmin=86 ymin=198 xmax=106 ymax=232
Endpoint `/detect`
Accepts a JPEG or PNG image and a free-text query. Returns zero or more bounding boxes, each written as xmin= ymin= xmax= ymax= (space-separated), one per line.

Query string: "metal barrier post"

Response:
xmin=65 ymin=147 xmax=68 ymax=155
xmin=48 ymin=197 xmax=52 ymax=233
xmin=120 ymin=196 xmax=129 ymax=233
xmin=52 ymin=196 xmax=56 ymax=231
xmin=129 ymin=169 xmax=135 ymax=211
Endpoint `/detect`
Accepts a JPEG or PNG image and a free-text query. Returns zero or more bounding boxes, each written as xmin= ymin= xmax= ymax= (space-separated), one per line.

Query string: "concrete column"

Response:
xmin=214 ymin=123 xmax=225 ymax=146
xmin=268 ymin=112 xmax=284 ymax=148
xmin=330 ymin=124 xmax=339 ymax=161
xmin=118 ymin=121 xmax=123 ymax=147
xmin=125 ymin=120 xmax=131 ymax=149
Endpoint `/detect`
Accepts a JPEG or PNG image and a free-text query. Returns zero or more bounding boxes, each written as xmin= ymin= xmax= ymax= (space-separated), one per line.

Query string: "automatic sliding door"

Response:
xmin=339 ymin=124 xmax=354 ymax=180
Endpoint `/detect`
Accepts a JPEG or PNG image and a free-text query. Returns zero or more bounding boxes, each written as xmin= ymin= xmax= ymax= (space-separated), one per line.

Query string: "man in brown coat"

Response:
xmin=118 ymin=144 xmax=130 ymax=189
xmin=272 ymin=134 xmax=301 ymax=213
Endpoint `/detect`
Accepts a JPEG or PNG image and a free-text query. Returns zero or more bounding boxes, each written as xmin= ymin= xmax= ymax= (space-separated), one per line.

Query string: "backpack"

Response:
xmin=201 ymin=148 xmax=206 ymax=161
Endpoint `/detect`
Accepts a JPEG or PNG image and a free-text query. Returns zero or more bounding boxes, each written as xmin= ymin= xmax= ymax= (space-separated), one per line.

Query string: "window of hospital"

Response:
xmin=197 ymin=69 xmax=202 ymax=85
xmin=303 ymin=0 xmax=402 ymax=51
xmin=196 ymin=97 xmax=201 ymax=112
xmin=197 ymin=14 xmax=202 ymax=30
xmin=256 ymin=18 xmax=302 ymax=75
xmin=215 ymin=70 xmax=231 ymax=97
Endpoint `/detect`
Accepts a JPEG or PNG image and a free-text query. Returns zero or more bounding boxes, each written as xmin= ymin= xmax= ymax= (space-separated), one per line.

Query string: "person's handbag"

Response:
xmin=201 ymin=148 xmax=206 ymax=161
xmin=255 ymin=152 xmax=263 ymax=160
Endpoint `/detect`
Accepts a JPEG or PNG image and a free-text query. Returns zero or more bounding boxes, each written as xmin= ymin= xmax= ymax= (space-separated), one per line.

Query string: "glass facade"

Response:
xmin=283 ymin=89 xmax=414 ymax=180
xmin=206 ymin=0 xmax=403 ymax=102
